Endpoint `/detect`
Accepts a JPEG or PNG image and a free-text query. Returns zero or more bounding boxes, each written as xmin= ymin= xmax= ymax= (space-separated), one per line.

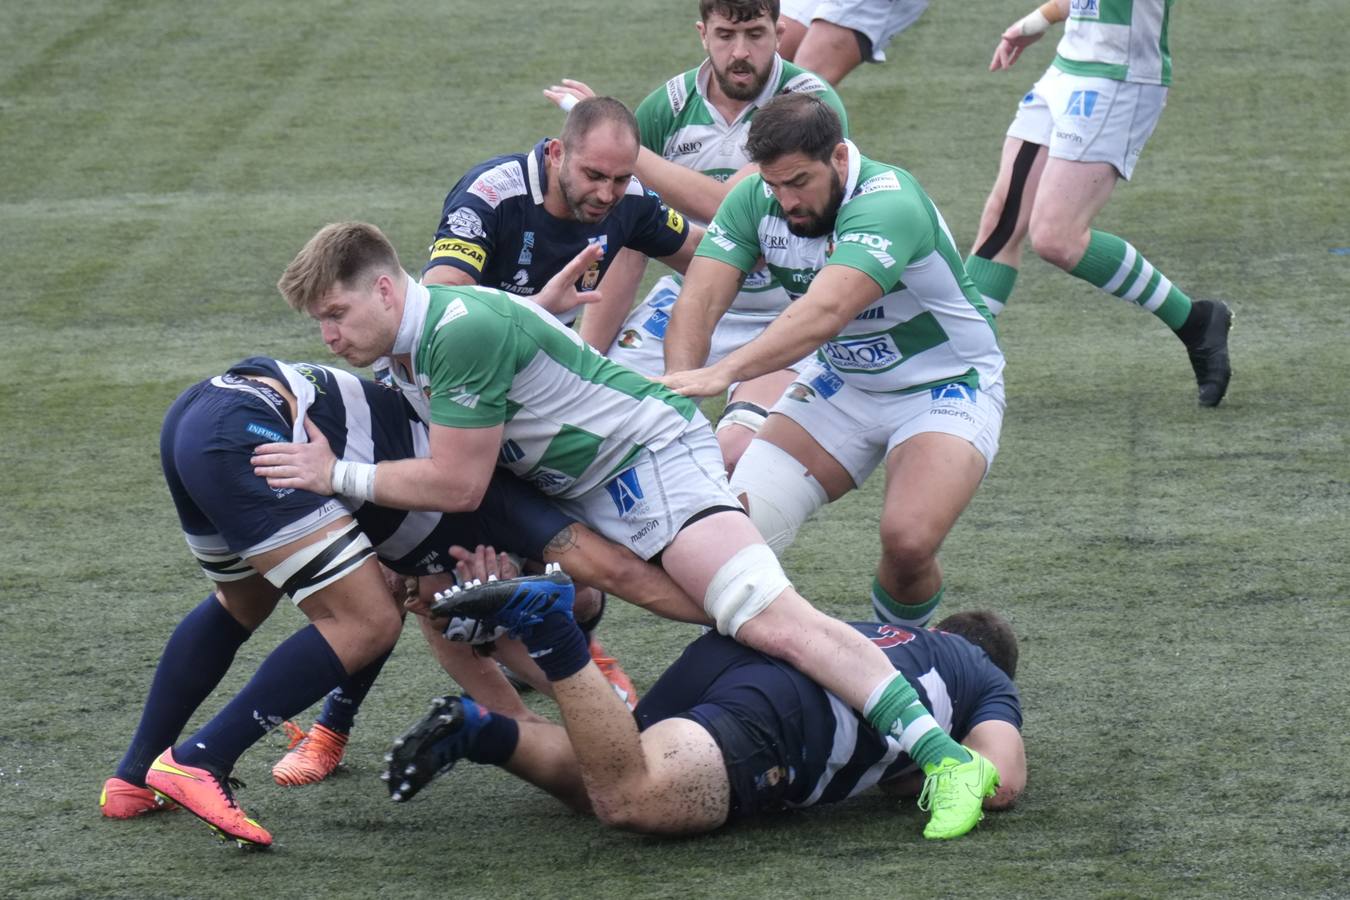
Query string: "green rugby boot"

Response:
xmin=917 ymin=749 xmax=999 ymax=840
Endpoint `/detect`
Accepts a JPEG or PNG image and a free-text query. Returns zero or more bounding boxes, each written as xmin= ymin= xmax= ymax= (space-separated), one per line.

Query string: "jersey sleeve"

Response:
xmin=423 ymin=179 xmax=498 ymax=282
xmin=826 ymin=178 xmax=935 ymax=293
xmin=419 ymin=293 xmax=516 ymax=428
xmin=623 ymin=185 xmax=691 ymax=260
xmin=692 ymin=176 xmax=764 ymax=273
xmin=635 ymin=82 xmax=676 ymax=155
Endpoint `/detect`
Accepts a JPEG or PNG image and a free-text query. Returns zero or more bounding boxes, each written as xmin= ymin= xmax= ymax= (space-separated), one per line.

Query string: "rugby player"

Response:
xmin=254 ymin=221 xmax=1001 ymax=840
xmin=661 ymin=93 xmax=1002 ymax=632
xmin=102 ymin=358 xmax=702 ymax=847
xmin=963 ymin=0 xmax=1232 ymax=407
xmin=779 ymin=0 xmax=930 ymax=85
xmin=544 ymin=0 xmax=850 ymax=471
xmin=421 ymin=96 xmax=700 ymax=352
xmin=387 ymin=556 xmax=1024 ymax=836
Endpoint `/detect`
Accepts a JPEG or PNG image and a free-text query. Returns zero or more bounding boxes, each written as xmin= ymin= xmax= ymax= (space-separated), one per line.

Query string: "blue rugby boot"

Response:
xmin=382 ymin=695 xmax=490 ymax=803
xmin=430 ymin=564 xmax=574 ymax=639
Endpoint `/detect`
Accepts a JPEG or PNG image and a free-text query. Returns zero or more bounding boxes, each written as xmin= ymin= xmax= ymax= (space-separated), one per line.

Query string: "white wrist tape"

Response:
xmin=331 ymin=460 xmax=377 ymax=502
xmin=1015 ymin=8 xmax=1051 ymax=36
xmin=557 ymin=94 xmax=578 ymax=113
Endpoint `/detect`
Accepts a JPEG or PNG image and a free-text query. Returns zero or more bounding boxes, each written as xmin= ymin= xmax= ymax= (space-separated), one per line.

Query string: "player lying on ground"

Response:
xmin=385 ymin=551 xmax=1024 ymax=836
xmin=101 ymin=358 xmax=702 ymax=847
xmin=256 ymin=220 xmax=1000 ymax=839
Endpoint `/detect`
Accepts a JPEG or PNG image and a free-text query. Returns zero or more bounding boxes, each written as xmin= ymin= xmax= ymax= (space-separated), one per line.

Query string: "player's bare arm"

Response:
xmin=661 ymin=262 xmax=882 ymax=398
xmin=661 ymin=254 xmax=744 ymax=374
xmin=991 ymin=0 xmax=1068 ymax=71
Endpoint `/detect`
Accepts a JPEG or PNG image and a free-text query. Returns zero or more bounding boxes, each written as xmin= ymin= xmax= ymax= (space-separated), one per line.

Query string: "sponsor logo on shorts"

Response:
xmin=430 ymin=239 xmax=486 ymax=272
xmin=931 ymin=382 xmax=977 ymax=403
xmin=665 ymin=207 xmax=685 ymax=233
xmin=606 ymin=468 xmax=649 ymax=517
xmin=246 ymin=421 xmax=285 ymax=442
xmin=1055 ymin=130 xmax=1085 ymax=145
xmin=617 ymin=329 xmax=643 ymax=349
xmin=1070 ymin=0 xmax=1099 ymax=19
xmin=1065 ymin=90 xmax=1099 ymax=117
xmin=434 ymin=298 xmax=470 ymax=331
xmin=1021 ymin=91 xmax=1036 ymax=105
xmin=629 ymin=518 xmax=661 ymax=544
xmin=445 ymin=207 xmax=486 ymax=239
xmin=641 ymin=308 xmax=670 ymax=339
xmin=809 ymin=368 xmax=844 ymax=398
xmin=417 ymin=550 xmax=447 ymax=572
xmin=870 ymin=623 xmax=917 ymax=649
xmin=824 ymin=335 xmax=901 ymax=371
xmin=518 ymin=230 xmax=535 ymax=265
xmin=649 ymin=287 xmax=678 ymax=310
xmin=785 ymin=383 xmax=816 ymax=402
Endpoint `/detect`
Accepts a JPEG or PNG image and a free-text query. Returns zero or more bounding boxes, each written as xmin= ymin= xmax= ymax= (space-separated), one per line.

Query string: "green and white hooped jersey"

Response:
xmin=390 ymin=281 xmax=702 ymax=499
xmin=695 ymin=141 xmax=1004 ymax=395
xmin=636 ymin=55 xmax=848 ymax=315
xmin=1054 ymin=0 xmax=1173 ymax=86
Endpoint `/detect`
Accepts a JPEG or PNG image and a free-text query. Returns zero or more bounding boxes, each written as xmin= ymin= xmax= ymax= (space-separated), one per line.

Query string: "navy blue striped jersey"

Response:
xmin=635 ymin=621 xmax=1021 ymax=814
xmin=227 ymin=358 xmax=571 ymax=574
xmin=422 ymin=139 xmax=689 ymax=324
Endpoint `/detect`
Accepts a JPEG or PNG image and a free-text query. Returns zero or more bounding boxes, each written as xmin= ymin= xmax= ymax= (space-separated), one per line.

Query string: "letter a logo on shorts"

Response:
xmin=1066 ymin=90 xmax=1099 ymax=118
xmin=606 ymin=468 xmax=645 ymax=517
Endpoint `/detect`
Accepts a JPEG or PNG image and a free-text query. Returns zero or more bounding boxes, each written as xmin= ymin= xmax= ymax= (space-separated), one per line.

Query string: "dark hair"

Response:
xmin=560 ymin=96 xmax=640 ymax=152
xmin=745 ymin=92 xmax=842 ymax=166
xmin=934 ymin=610 xmax=1020 ymax=680
xmin=699 ymin=0 xmax=779 ymax=23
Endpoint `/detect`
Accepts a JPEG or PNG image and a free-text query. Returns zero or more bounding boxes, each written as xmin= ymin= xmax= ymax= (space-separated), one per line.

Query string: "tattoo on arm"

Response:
xmin=542 ymin=525 xmax=579 ymax=559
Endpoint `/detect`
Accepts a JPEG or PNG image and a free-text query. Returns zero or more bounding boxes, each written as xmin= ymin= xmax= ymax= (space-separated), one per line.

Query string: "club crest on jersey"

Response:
xmin=870 ymin=623 xmax=917 ymax=649
xmin=580 ymin=235 xmax=608 ymax=291
xmin=606 ymin=468 xmax=649 ymax=518
xmin=445 ymin=207 xmax=486 ymax=239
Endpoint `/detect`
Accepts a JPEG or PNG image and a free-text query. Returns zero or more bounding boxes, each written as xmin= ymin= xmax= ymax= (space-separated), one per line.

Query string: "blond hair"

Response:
xmin=278 ymin=222 xmax=402 ymax=313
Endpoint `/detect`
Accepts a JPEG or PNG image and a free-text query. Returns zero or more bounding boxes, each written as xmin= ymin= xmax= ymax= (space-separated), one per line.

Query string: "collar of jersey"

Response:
xmin=393 ymin=276 xmax=431 ymax=359
xmin=841 ymin=139 xmax=862 ymax=199
xmin=528 ymin=139 xmax=549 ymax=205
xmin=694 ymin=53 xmax=785 ymax=128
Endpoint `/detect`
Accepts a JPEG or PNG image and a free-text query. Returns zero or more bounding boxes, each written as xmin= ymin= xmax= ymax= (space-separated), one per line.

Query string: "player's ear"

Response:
xmin=547 ymin=138 xmax=564 ymax=167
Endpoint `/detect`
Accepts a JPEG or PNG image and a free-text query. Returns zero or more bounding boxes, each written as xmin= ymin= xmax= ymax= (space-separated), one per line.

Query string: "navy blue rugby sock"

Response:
xmin=316 ymin=648 xmax=393 ymax=735
xmin=116 ymin=594 xmax=251 ymax=786
xmin=174 ymin=624 xmax=347 ymax=774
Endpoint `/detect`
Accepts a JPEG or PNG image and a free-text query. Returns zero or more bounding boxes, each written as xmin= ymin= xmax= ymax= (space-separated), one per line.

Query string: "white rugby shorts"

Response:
xmin=1007 ymin=66 xmax=1167 ymax=180
xmin=781 ymin=0 xmax=930 ymax=61
xmin=554 ymin=429 xmax=741 ymax=561
xmin=769 ymin=360 xmax=1004 ymax=487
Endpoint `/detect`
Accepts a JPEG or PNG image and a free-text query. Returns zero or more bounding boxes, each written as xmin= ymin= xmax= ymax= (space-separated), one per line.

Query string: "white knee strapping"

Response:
xmin=715 ymin=400 xmax=768 ymax=436
xmin=728 ymin=440 xmax=828 ymax=556
xmin=704 ymin=543 xmax=792 ymax=638
xmin=263 ymin=521 xmax=375 ymax=604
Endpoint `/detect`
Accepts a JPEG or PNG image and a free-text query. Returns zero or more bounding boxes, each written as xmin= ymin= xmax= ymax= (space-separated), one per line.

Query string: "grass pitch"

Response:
xmin=2 ymin=2 xmax=1347 ymax=897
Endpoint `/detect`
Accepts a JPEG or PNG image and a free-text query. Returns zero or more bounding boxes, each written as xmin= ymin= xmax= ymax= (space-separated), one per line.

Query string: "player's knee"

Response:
xmin=878 ymin=519 xmax=941 ymax=574
xmin=729 ymin=441 xmax=827 ymax=556
xmin=716 ymin=401 xmax=768 ymax=473
xmin=704 ymin=544 xmax=791 ymax=638
xmin=1028 ymin=218 xmax=1083 ymax=271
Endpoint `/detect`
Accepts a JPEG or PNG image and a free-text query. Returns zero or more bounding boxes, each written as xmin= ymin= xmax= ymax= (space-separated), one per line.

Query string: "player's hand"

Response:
xmin=251 ymin=418 xmax=337 ymax=494
xmin=535 ymin=242 xmax=606 ymax=316
xmin=448 ymin=544 xmax=522 ymax=584
xmin=543 ymin=78 xmax=597 ymax=112
xmin=990 ymin=23 xmax=1044 ymax=71
xmin=655 ymin=363 xmax=733 ymax=400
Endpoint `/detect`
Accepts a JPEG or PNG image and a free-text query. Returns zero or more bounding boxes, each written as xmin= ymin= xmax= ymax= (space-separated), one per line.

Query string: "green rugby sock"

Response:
xmin=1069 ymin=230 xmax=1193 ymax=330
xmin=871 ymin=579 xmax=943 ymax=627
xmin=964 ymin=255 xmax=1018 ymax=317
xmin=864 ymin=673 xmax=971 ymax=770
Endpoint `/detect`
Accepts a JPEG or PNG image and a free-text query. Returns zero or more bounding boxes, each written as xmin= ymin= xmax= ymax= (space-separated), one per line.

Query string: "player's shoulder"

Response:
xmin=649 ymin=67 xmax=700 ymax=117
xmin=840 ymin=158 xmax=928 ymax=224
xmin=451 ymin=150 xmax=532 ymax=212
xmin=777 ymin=60 xmax=833 ymax=99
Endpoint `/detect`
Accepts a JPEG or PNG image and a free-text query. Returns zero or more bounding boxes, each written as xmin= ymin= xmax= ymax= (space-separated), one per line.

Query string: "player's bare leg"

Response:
xmin=716 ymin=369 xmax=798 ymax=474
